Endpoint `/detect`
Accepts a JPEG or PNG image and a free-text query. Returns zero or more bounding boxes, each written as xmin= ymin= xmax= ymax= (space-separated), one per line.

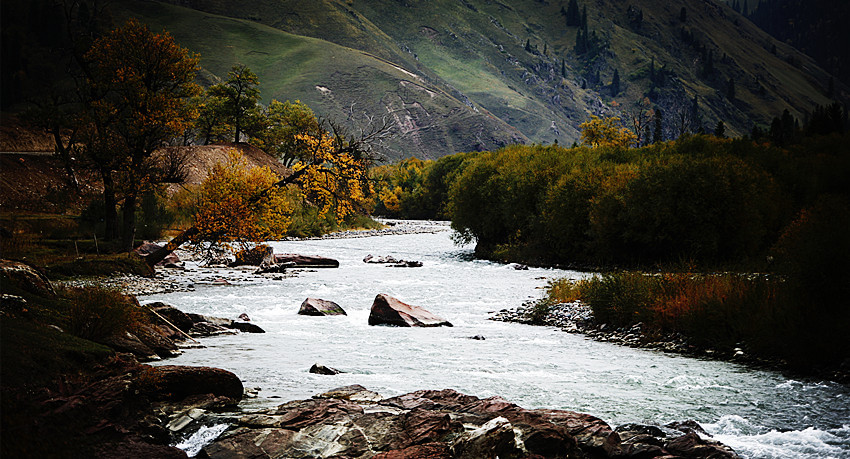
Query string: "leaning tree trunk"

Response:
xmin=144 ymin=168 xmax=307 ymax=267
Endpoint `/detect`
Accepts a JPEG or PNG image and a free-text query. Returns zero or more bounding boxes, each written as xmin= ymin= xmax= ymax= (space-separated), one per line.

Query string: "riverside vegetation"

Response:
xmin=371 ymin=125 xmax=850 ymax=376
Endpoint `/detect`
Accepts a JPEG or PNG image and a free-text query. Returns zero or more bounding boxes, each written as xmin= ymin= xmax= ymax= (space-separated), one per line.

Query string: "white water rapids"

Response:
xmin=143 ymin=225 xmax=850 ymax=458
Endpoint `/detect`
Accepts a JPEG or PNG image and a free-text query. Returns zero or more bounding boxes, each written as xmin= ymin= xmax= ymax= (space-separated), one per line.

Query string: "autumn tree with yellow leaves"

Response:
xmin=579 ymin=115 xmax=638 ymax=148
xmin=189 ymin=150 xmax=292 ymax=253
xmin=147 ymin=117 xmax=385 ymax=266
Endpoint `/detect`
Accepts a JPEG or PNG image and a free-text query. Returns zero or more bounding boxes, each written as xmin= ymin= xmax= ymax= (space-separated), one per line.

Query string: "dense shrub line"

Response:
xmin=373 ymin=133 xmax=849 ymax=269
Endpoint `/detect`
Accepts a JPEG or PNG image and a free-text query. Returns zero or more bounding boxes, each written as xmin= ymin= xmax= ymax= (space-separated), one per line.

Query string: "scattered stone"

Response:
xmin=255 ymin=261 xmax=295 ymax=274
xmin=238 ymin=313 xmax=250 ymax=321
xmin=298 ymin=297 xmax=347 ymax=316
xmin=364 ymin=254 xmax=423 ymax=268
xmin=368 ymin=294 xmax=453 ymax=327
xmin=309 ymin=364 xmax=341 ymax=375
xmin=469 ymin=335 xmax=486 ymax=340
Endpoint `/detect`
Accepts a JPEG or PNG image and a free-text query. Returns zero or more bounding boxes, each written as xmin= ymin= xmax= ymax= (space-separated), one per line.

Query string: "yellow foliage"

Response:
xmin=191 ymin=150 xmax=292 ymax=249
xmin=579 ymin=115 xmax=638 ymax=148
xmin=291 ymin=130 xmax=372 ymax=223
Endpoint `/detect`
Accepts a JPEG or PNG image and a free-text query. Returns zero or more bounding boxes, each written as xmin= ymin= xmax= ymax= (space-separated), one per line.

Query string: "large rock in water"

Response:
xmin=299 ymin=298 xmax=347 ymax=316
xmin=274 ymin=253 xmax=339 ymax=268
xmin=368 ymin=294 xmax=453 ymax=327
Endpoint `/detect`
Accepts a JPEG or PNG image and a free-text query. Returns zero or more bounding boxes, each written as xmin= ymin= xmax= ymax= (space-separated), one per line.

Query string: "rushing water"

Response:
xmin=143 ymin=227 xmax=850 ymax=459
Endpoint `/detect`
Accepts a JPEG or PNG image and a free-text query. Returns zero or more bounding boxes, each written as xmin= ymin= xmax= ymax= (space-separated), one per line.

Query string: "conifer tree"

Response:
xmin=727 ymin=77 xmax=736 ymax=100
xmin=714 ymin=120 xmax=726 ymax=138
xmin=566 ymin=0 xmax=580 ymax=27
xmin=653 ymin=108 xmax=664 ymax=143
xmin=611 ymin=69 xmax=620 ymax=96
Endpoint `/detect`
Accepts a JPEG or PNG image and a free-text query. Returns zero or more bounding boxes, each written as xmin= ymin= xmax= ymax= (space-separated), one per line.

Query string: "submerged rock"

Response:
xmin=298 ymin=297 xmax=347 ymax=316
xmin=368 ymin=294 xmax=453 ymax=327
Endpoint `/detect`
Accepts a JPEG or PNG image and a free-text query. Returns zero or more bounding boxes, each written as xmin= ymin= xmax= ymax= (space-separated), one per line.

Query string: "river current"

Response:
xmin=143 ymin=225 xmax=850 ymax=458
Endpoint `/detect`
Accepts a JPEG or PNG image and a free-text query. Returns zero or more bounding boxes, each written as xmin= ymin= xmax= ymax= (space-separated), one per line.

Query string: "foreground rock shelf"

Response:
xmin=188 ymin=384 xmax=738 ymax=459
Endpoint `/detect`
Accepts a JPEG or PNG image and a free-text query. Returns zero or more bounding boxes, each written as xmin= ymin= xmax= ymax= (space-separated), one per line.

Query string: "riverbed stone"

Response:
xmin=310 ymin=363 xmax=341 ymax=375
xmin=299 ymin=297 xmax=347 ymax=316
xmin=368 ymin=294 xmax=453 ymax=327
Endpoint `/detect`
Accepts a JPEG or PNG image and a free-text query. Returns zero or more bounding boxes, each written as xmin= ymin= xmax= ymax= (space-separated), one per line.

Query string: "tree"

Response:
xmin=190 ymin=150 xmax=292 ymax=254
xmin=192 ymin=90 xmax=231 ymax=145
xmin=579 ymin=115 xmax=637 ymax=148
xmin=253 ymin=99 xmax=323 ymax=167
xmin=145 ymin=114 xmax=392 ymax=267
xmin=566 ymin=0 xmax=581 ymax=26
xmin=611 ymin=69 xmax=620 ymax=96
xmin=208 ymin=64 xmax=262 ymax=143
xmin=680 ymin=6 xmax=687 ymax=22
xmin=726 ymin=77 xmax=736 ymax=100
xmin=84 ymin=19 xmax=201 ymax=249
xmin=653 ymin=108 xmax=664 ymax=143
xmin=714 ymin=120 xmax=726 ymax=138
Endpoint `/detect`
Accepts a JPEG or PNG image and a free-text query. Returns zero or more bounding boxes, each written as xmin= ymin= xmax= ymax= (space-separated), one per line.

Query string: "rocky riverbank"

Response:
xmin=170 ymin=384 xmax=739 ymax=458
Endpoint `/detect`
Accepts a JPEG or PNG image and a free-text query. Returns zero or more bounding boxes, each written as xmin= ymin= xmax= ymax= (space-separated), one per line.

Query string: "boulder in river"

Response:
xmin=368 ymin=294 xmax=453 ymax=327
xmin=298 ymin=298 xmax=347 ymax=316
xmin=274 ymin=253 xmax=339 ymax=268
xmin=309 ymin=364 xmax=341 ymax=375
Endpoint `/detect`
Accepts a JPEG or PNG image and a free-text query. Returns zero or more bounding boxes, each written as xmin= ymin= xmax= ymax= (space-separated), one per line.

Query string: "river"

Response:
xmin=142 ymin=225 xmax=850 ymax=459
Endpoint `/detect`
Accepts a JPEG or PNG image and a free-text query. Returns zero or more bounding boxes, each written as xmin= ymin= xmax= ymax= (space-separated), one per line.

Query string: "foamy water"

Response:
xmin=143 ymin=228 xmax=850 ymax=458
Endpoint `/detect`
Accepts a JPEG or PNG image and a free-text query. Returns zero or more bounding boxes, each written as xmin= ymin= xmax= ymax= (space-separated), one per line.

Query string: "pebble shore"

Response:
xmin=58 ymin=220 xmax=451 ymax=297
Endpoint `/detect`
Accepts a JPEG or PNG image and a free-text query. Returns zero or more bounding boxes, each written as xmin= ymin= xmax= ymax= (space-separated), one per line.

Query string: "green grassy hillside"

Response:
xmin=113 ymin=0 xmax=525 ymax=161
xmin=116 ymin=0 xmax=846 ymax=156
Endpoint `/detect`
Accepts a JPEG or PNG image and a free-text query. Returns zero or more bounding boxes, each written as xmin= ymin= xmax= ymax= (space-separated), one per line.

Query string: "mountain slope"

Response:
xmin=113 ymin=0 xmax=526 ymax=161
xmin=114 ymin=0 xmax=847 ymax=156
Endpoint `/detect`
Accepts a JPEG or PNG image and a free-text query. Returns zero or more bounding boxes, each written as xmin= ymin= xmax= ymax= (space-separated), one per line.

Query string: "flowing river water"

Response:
xmin=142 ymin=225 xmax=850 ymax=458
